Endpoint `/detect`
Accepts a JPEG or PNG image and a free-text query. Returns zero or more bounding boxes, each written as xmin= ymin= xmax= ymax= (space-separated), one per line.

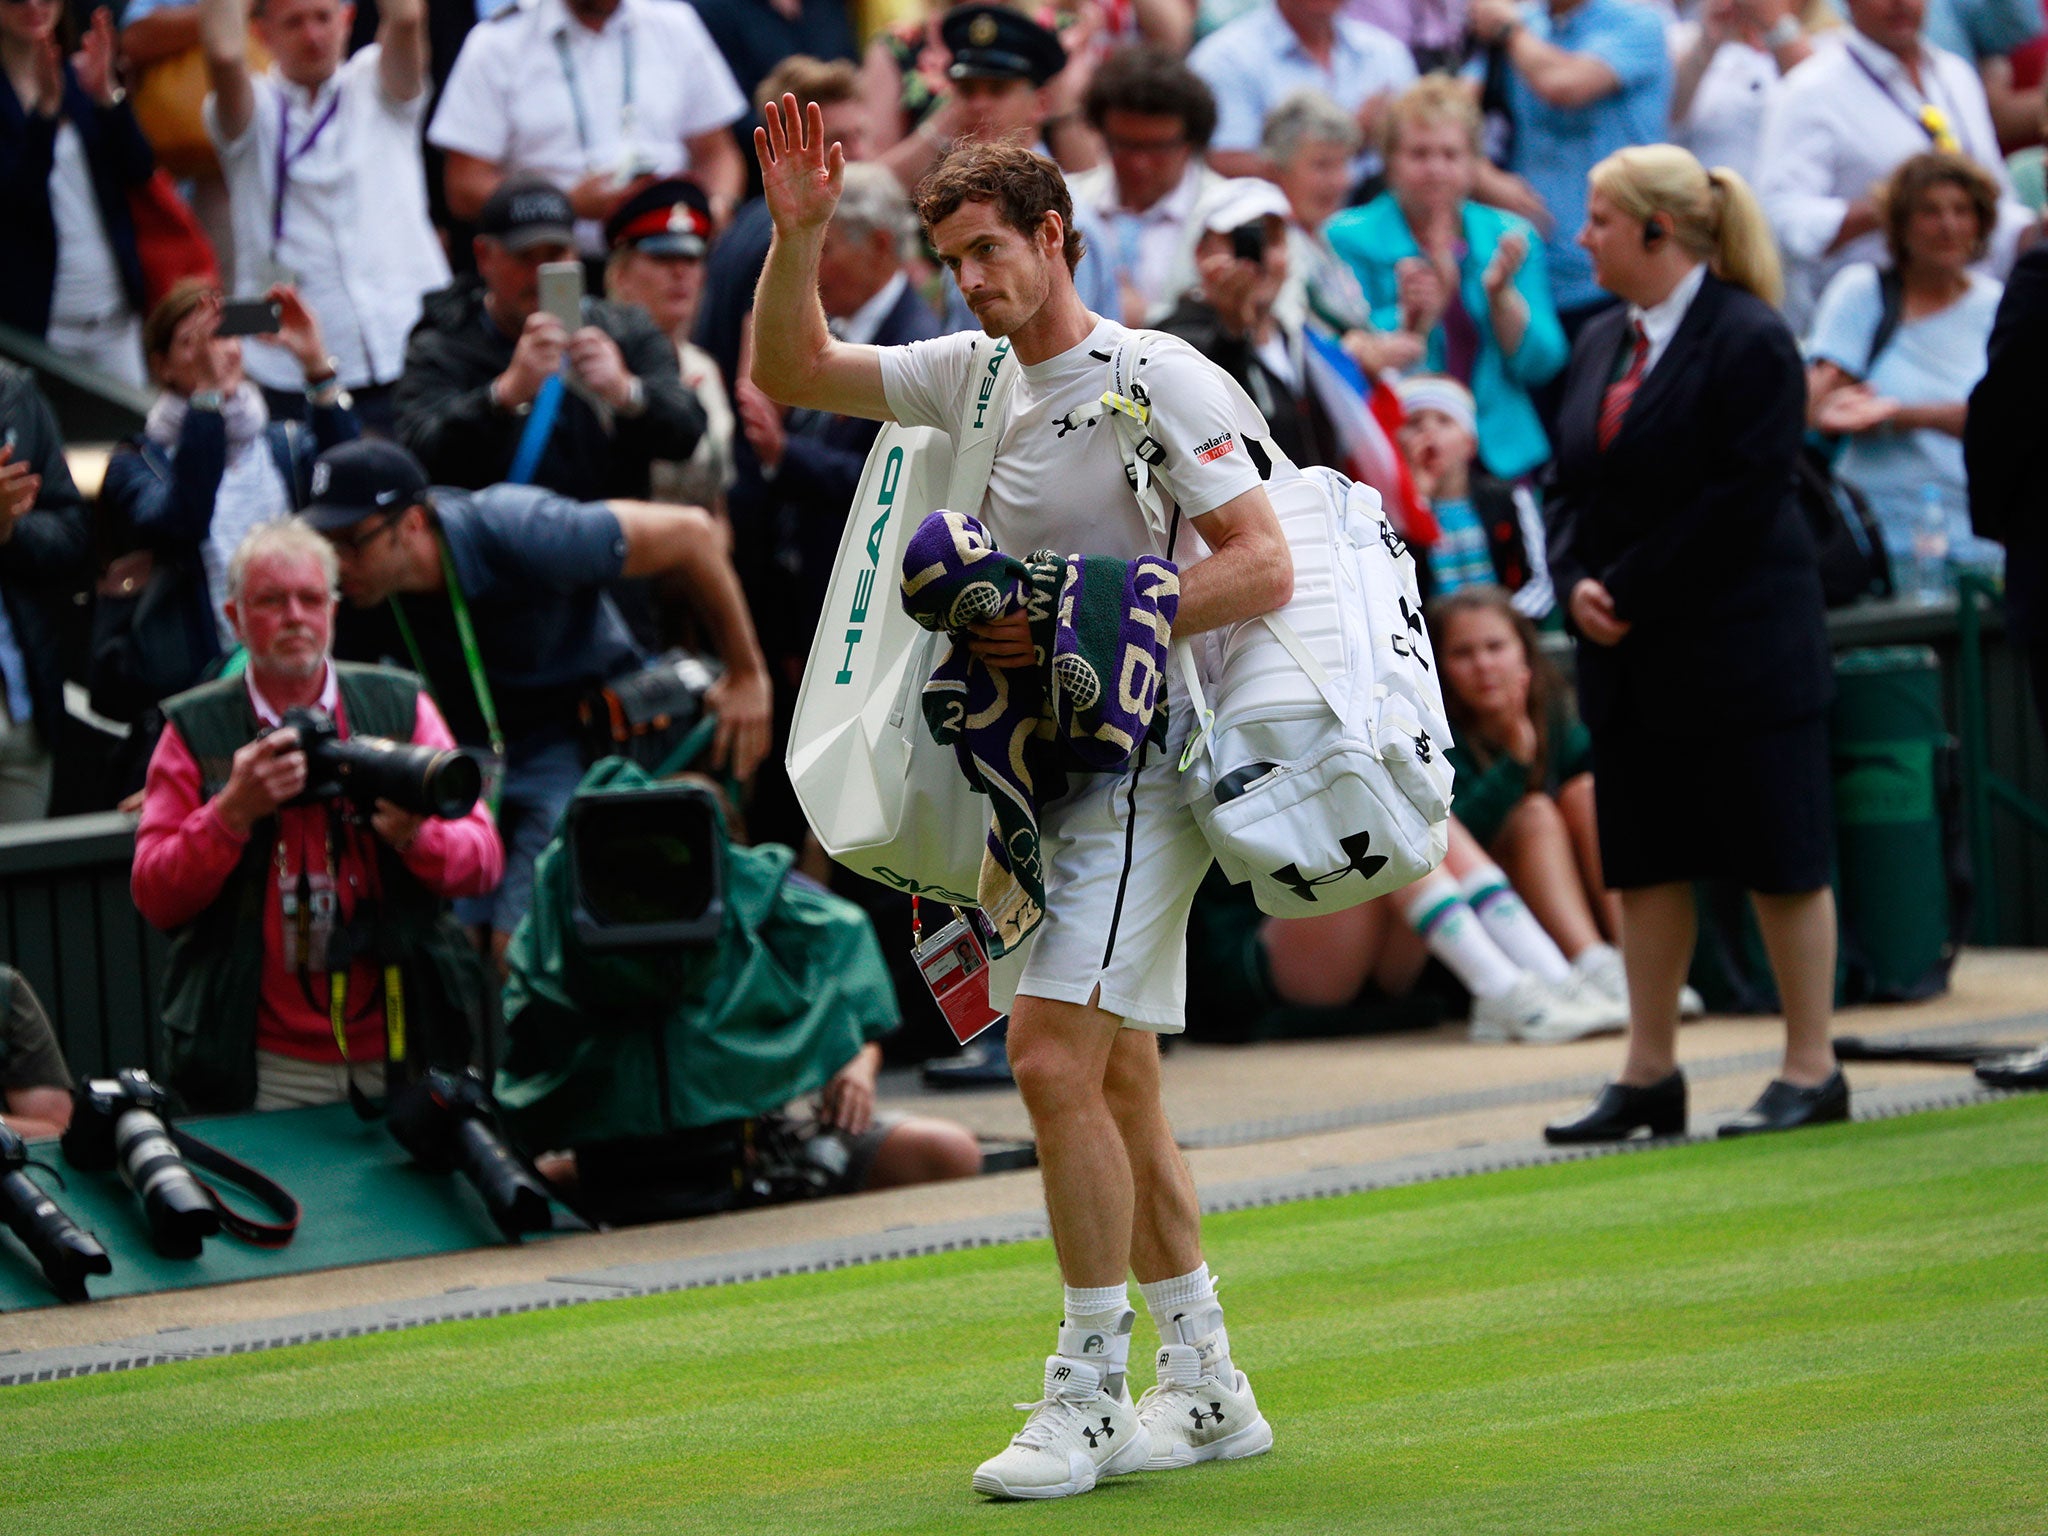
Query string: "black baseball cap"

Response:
xmin=605 ymin=177 xmax=714 ymax=258
xmin=942 ymin=4 xmax=1066 ymax=86
xmin=478 ymin=177 xmax=577 ymax=252
xmin=300 ymin=440 xmax=430 ymax=533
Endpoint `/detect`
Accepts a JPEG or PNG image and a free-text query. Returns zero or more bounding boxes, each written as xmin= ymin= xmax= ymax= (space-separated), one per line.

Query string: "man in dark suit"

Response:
xmin=1965 ymin=244 xmax=2048 ymax=750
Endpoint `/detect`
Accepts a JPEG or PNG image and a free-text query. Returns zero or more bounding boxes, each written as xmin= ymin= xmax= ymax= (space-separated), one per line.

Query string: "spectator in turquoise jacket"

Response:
xmin=1324 ymin=77 xmax=1566 ymax=481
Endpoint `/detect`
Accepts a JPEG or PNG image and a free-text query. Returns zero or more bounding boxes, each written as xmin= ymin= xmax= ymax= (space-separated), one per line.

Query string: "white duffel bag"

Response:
xmin=783 ymin=338 xmax=1020 ymax=906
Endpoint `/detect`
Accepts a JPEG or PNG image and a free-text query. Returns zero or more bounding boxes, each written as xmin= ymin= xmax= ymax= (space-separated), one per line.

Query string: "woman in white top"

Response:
xmin=1805 ymin=150 xmax=2006 ymax=570
xmin=0 ymin=3 xmax=155 ymax=387
xmin=1668 ymin=0 xmax=1826 ymax=186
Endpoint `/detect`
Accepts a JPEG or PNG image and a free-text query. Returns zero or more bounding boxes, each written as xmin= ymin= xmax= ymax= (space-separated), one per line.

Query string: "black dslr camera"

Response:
xmin=388 ymin=1068 xmax=554 ymax=1241
xmin=62 ymin=1069 xmax=218 ymax=1258
xmin=280 ymin=706 xmax=483 ymax=820
xmin=0 ymin=1122 xmax=111 ymax=1302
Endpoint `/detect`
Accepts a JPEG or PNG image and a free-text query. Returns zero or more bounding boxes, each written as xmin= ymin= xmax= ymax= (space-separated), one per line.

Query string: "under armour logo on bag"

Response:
xmin=1379 ymin=522 xmax=1408 ymax=561
xmin=1189 ymin=1404 xmax=1225 ymax=1428
xmin=1416 ymin=729 xmax=1433 ymax=763
xmin=1270 ymin=830 xmax=1389 ymax=903
xmin=1391 ymin=596 xmax=1432 ymax=670
xmin=1081 ymin=1419 xmax=1115 ymax=1447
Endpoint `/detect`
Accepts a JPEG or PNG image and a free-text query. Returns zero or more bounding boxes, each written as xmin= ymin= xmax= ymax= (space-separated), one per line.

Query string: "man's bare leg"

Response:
xmin=1006 ymin=992 xmax=1134 ymax=1287
xmin=1101 ymin=1028 xmax=1201 ymax=1285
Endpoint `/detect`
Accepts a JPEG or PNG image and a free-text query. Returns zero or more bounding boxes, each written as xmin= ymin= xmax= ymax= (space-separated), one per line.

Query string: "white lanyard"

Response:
xmin=553 ymin=20 xmax=636 ymax=165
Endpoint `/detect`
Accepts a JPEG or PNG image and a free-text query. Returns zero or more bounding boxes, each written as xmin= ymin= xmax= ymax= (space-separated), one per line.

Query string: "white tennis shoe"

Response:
xmin=1468 ymin=972 xmax=1620 ymax=1044
xmin=1136 ymin=1342 xmax=1275 ymax=1470
xmin=971 ymin=1357 xmax=1152 ymax=1500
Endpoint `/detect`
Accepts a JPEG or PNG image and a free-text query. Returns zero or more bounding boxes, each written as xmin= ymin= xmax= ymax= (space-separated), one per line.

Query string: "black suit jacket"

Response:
xmin=1965 ymin=246 xmax=2048 ymax=644
xmin=768 ymin=279 xmax=945 ymax=663
xmin=1546 ymin=271 xmax=1831 ymax=738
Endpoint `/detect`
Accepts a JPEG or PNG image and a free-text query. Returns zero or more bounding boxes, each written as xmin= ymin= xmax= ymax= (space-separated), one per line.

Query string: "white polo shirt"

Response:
xmin=1756 ymin=29 xmax=2028 ymax=326
xmin=428 ymin=0 xmax=747 ymax=251
xmin=206 ymin=46 xmax=451 ymax=393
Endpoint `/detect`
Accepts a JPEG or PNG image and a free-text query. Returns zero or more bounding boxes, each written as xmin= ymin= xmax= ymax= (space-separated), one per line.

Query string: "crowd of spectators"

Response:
xmin=0 ymin=0 xmax=2040 ymax=1151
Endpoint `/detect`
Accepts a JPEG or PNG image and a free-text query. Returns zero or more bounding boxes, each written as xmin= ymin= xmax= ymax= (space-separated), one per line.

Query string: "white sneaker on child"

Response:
xmin=972 ymin=1357 xmax=1151 ymax=1500
xmin=1136 ymin=1341 xmax=1274 ymax=1470
xmin=1571 ymin=943 xmax=1708 ymax=1021
xmin=1469 ymin=972 xmax=1620 ymax=1044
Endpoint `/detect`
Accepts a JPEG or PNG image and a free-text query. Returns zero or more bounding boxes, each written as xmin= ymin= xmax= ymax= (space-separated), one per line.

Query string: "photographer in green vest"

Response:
xmin=132 ymin=520 xmax=506 ymax=1113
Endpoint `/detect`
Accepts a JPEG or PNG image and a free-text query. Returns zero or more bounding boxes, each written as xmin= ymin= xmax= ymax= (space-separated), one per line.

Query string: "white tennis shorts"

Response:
xmin=1008 ymin=697 xmax=1214 ymax=1032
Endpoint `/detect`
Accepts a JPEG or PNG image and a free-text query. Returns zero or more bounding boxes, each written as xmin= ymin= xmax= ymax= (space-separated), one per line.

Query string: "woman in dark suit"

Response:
xmin=1542 ymin=145 xmax=1845 ymax=1143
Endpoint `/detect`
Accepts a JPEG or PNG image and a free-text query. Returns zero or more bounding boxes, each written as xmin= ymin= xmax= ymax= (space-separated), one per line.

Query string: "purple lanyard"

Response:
xmin=1843 ymin=46 xmax=1953 ymax=148
xmin=272 ymin=87 xmax=344 ymax=250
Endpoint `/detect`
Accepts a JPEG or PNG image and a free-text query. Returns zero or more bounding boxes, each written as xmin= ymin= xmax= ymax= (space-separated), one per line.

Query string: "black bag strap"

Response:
xmin=169 ymin=1125 xmax=302 ymax=1247
xmin=1866 ymin=267 xmax=1907 ymax=377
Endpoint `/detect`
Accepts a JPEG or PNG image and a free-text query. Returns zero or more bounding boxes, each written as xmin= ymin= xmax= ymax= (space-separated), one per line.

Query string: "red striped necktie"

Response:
xmin=1597 ymin=320 xmax=1651 ymax=451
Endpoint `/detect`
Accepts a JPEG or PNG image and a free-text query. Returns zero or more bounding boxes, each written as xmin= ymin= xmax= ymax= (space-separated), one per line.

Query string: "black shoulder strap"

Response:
xmin=1867 ymin=268 xmax=1908 ymax=375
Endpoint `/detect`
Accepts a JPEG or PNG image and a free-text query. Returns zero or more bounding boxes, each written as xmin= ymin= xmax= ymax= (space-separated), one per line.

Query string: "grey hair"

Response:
xmin=228 ymin=518 xmax=340 ymax=604
xmin=832 ymin=162 xmax=920 ymax=261
xmin=1261 ymin=89 xmax=1362 ymax=168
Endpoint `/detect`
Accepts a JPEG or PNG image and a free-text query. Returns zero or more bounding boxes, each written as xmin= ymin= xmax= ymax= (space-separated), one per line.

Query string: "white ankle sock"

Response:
xmin=1460 ymin=869 xmax=1572 ymax=983
xmin=1405 ymin=871 xmax=1523 ymax=999
xmin=1060 ymin=1284 xmax=1134 ymax=1398
xmin=1139 ymin=1263 xmax=1233 ymax=1384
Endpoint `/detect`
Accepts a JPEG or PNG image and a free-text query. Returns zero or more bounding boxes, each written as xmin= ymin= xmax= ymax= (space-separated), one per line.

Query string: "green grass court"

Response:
xmin=5 ymin=1095 xmax=2045 ymax=1536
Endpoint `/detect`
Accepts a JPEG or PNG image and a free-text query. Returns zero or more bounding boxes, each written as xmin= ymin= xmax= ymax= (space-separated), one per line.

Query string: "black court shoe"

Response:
xmin=1976 ymin=1045 xmax=2048 ymax=1090
xmin=1717 ymin=1069 xmax=1850 ymax=1138
xmin=1544 ymin=1070 xmax=1687 ymax=1145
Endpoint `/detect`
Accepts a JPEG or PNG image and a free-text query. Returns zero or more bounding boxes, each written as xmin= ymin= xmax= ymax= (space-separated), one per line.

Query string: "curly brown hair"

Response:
xmin=915 ymin=142 xmax=1085 ymax=274
xmin=1879 ymin=151 xmax=1999 ymax=271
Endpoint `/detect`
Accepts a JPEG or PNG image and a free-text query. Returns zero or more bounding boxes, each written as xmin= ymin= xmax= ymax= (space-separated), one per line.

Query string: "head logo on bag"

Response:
xmin=835 ymin=447 xmax=906 ymax=685
xmin=972 ymin=339 xmax=1011 ymax=430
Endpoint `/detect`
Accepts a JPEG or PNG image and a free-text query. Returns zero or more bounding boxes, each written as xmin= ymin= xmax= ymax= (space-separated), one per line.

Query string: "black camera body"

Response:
xmin=1230 ymin=219 xmax=1268 ymax=264
xmin=63 ymin=1069 xmax=219 ymax=1259
xmin=280 ymin=706 xmax=483 ymax=821
xmin=388 ymin=1068 xmax=554 ymax=1241
xmin=0 ymin=1122 xmax=111 ymax=1302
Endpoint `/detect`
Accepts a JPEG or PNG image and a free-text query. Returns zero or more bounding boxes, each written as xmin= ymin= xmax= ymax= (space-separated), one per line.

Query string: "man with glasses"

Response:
xmin=1066 ymin=45 xmax=1226 ymax=326
xmin=132 ymin=517 xmax=502 ymax=1112
xmin=298 ymin=438 xmax=771 ymax=965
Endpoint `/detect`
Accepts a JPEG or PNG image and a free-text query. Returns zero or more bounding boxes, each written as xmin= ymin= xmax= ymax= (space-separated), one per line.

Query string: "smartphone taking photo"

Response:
xmin=216 ymin=297 xmax=283 ymax=338
xmin=537 ymin=262 xmax=585 ymax=335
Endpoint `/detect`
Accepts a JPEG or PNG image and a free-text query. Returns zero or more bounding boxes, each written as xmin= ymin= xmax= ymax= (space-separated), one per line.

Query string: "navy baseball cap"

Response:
xmin=300 ymin=440 xmax=430 ymax=533
xmin=942 ymin=4 xmax=1066 ymax=86
xmin=478 ymin=177 xmax=577 ymax=252
xmin=606 ymin=177 xmax=714 ymax=258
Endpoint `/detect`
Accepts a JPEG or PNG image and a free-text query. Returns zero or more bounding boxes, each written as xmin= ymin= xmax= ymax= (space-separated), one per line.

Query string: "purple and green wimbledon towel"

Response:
xmin=900 ymin=510 xmax=1179 ymax=954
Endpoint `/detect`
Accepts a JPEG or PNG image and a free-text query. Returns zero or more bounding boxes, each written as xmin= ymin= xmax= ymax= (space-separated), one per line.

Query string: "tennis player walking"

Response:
xmin=752 ymin=98 xmax=1295 ymax=1500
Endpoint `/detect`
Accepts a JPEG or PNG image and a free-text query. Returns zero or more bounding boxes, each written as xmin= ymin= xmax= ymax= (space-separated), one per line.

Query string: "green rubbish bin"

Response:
xmin=1831 ymin=646 xmax=1961 ymax=1000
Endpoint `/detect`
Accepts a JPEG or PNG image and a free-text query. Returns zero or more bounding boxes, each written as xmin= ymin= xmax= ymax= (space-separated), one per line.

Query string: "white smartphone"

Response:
xmin=537 ymin=261 xmax=585 ymax=335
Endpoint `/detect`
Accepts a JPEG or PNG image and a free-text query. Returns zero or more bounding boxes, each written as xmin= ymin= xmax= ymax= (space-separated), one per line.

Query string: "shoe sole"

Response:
xmin=1141 ymin=1412 xmax=1274 ymax=1471
xmin=972 ymin=1426 xmax=1150 ymax=1500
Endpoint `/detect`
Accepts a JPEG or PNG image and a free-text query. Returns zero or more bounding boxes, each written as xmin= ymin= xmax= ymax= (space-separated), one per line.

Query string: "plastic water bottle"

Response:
xmin=1910 ymin=484 xmax=1951 ymax=604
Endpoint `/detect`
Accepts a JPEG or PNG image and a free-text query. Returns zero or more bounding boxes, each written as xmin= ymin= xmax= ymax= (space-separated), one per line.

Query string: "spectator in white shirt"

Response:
xmin=199 ymin=0 xmax=448 ymax=432
xmin=429 ymin=0 xmax=748 ymax=253
xmin=1065 ymin=44 xmax=1226 ymax=325
xmin=1667 ymin=0 xmax=1822 ymax=186
xmin=1755 ymin=0 xmax=2033 ymax=326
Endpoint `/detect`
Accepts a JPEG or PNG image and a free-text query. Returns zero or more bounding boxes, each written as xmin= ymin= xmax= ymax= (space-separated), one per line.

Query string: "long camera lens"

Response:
xmin=327 ymin=736 xmax=482 ymax=819
xmin=0 ymin=1127 xmax=111 ymax=1303
xmin=453 ymin=1119 xmax=554 ymax=1240
xmin=115 ymin=1109 xmax=218 ymax=1259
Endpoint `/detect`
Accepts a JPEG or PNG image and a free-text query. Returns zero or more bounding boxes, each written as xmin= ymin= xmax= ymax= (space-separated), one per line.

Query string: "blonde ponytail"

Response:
xmin=1704 ymin=166 xmax=1783 ymax=309
xmin=1590 ymin=146 xmax=1785 ymax=309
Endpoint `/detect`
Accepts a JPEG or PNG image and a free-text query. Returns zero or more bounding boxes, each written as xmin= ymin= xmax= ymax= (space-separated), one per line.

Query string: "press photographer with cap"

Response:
xmin=132 ymin=518 xmax=504 ymax=1114
xmin=393 ymin=179 xmax=709 ymax=508
xmin=301 ymin=438 xmax=772 ymax=964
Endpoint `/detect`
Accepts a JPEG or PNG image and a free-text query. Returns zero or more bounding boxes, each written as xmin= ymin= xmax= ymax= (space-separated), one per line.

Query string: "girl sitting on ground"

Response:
xmin=1428 ymin=584 xmax=1703 ymax=1018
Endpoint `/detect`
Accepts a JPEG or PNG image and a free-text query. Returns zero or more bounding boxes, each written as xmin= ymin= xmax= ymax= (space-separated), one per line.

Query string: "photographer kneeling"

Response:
xmin=132 ymin=522 xmax=505 ymax=1113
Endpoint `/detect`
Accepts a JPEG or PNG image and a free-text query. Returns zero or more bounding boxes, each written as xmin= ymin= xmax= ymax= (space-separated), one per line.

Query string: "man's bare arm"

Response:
xmin=1177 ymin=483 xmax=1294 ymax=635
xmin=443 ymin=150 xmax=504 ymax=223
xmin=376 ymin=0 xmax=429 ymax=105
xmin=749 ymin=94 xmax=895 ymax=420
xmin=198 ymin=0 xmax=255 ymax=141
